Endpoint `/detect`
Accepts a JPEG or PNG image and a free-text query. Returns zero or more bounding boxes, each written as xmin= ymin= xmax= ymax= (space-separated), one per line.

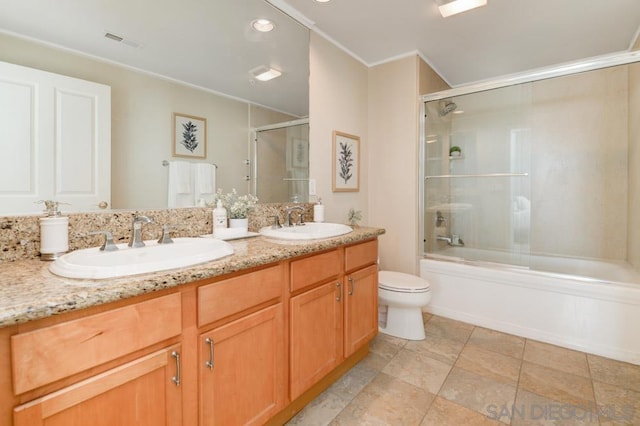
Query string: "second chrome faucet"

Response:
xmin=129 ymin=215 xmax=152 ymax=248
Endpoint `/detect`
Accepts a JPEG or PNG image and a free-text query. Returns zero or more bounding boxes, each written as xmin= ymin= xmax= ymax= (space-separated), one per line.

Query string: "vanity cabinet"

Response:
xmin=289 ymin=240 xmax=378 ymax=400
xmin=13 ymin=344 xmax=183 ymax=426
xmin=4 ymin=235 xmax=380 ymax=425
xmin=290 ymin=280 xmax=344 ymax=399
xmin=343 ymin=240 xmax=379 ymax=357
xmin=197 ymin=265 xmax=286 ymax=425
xmin=10 ymin=293 xmax=183 ymax=425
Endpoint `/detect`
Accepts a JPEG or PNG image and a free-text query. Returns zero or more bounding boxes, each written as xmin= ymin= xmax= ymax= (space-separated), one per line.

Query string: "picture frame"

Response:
xmin=290 ymin=138 xmax=309 ymax=169
xmin=332 ymin=130 xmax=360 ymax=192
xmin=172 ymin=113 xmax=207 ymax=159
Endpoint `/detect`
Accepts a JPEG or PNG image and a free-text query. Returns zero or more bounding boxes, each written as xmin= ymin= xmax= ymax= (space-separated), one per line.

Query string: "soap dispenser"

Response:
xmin=313 ymin=197 xmax=325 ymax=223
xmin=38 ymin=200 xmax=69 ymax=260
xmin=213 ymin=199 xmax=228 ymax=231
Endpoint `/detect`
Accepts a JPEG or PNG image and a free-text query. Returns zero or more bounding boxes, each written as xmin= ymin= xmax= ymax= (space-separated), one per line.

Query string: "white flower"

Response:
xmin=211 ymin=188 xmax=258 ymax=219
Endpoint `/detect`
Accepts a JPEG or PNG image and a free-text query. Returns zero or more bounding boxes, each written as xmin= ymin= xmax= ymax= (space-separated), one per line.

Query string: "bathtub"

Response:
xmin=420 ymin=252 xmax=640 ymax=365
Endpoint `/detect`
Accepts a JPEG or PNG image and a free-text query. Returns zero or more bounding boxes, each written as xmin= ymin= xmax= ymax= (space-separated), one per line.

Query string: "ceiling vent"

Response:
xmin=104 ymin=31 xmax=141 ymax=48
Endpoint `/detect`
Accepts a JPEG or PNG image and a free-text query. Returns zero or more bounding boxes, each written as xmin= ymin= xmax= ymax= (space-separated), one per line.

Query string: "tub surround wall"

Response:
xmin=0 ymin=203 xmax=313 ymax=263
xmin=530 ymin=66 xmax=629 ymax=261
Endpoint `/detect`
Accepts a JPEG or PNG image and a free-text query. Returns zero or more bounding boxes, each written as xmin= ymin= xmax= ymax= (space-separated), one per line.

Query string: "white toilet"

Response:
xmin=378 ymin=271 xmax=431 ymax=340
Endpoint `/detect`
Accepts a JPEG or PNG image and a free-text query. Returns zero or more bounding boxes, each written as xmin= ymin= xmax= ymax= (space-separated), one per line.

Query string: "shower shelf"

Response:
xmin=425 ymin=172 xmax=529 ymax=179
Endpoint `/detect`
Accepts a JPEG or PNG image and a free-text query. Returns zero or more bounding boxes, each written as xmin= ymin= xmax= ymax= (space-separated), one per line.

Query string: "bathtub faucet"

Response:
xmin=436 ymin=234 xmax=464 ymax=246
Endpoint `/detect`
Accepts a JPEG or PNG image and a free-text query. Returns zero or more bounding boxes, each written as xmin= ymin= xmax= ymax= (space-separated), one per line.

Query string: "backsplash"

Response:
xmin=0 ymin=203 xmax=313 ymax=262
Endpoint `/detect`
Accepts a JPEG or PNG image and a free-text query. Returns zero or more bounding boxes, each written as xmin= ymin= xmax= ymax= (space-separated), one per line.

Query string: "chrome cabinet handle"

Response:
xmin=171 ymin=351 xmax=181 ymax=386
xmin=336 ymin=282 xmax=342 ymax=302
xmin=205 ymin=337 xmax=214 ymax=369
xmin=348 ymin=277 xmax=355 ymax=296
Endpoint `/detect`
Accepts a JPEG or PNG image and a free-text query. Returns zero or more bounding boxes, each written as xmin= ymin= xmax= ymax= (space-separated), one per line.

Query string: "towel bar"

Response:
xmin=162 ymin=160 xmax=217 ymax=168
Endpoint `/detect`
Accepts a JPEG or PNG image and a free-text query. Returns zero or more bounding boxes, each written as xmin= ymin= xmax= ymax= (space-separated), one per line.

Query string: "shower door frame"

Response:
xmin=252 ymin=118 xmax=310 ymax=202
xmin=419 ymin=49 xmax=640 ymax=259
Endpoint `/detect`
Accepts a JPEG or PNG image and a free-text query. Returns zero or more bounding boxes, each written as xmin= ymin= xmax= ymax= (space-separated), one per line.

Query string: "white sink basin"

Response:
xmin=49 ymin=237 xmax=234 ymax=279
xmin=259 ymin=222 xmax=353 ymax=241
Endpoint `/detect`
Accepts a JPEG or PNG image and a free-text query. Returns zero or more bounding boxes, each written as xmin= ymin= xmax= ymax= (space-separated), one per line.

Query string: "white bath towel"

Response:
xmin=168 ymin=160 xmax=195 ymax=207
xmin=194 ymin=163 xmax=216 ymax=204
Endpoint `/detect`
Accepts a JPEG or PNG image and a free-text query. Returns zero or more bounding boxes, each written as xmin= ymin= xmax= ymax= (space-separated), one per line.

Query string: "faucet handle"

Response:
xmin=158 ymin=224 xmax=175 ymax=244
xmin=268 ymin=215 xmax=282 ymax=229
xmin=88 ymin=230 xmax=119 ymax=251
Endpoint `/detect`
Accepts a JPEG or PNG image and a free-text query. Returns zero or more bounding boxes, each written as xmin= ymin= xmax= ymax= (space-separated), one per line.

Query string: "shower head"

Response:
xmin=439 ymin=100 xmax=458 ymax=116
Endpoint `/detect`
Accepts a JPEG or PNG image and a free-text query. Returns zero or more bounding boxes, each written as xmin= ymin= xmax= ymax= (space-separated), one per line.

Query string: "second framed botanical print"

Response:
xmin=332 ymin=130 xmax=360 ymax=192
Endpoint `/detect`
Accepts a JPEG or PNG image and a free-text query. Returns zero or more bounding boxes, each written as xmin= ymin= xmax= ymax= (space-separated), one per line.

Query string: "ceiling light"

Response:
xmin=437 ymin=0 xmax=487 ymax=18
xmin=251 ymin=18 xmax=275 ymax=32
xmin=315 ymin=0 xmax=332 ymax=3
xmin=250 ymin=65 xmax=282 ymax=82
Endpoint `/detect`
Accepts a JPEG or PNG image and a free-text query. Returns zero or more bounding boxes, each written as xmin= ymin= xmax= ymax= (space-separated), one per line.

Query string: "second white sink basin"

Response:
xmin=259 ymin=222 xmax=353 ymax=241
xmin=49 ymin=237 xmax=234 ymax=279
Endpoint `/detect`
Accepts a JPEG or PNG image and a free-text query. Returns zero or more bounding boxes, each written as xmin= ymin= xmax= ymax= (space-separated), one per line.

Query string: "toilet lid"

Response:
xmin=379 ymin=271 xmax=430 ymax=293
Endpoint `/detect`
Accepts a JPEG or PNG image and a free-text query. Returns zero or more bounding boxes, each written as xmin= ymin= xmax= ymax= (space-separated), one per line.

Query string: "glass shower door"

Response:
xmin=423 ymin=85 xmax=532 ymax=268
xmin=254 ymin=122 xmax=309 ymax=203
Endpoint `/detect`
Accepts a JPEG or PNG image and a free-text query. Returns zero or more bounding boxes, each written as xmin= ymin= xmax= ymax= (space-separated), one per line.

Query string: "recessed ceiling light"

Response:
xmin=250 ymin=65 xmax=282 ymax=82
xmin=251 ymin=18 xmax=275 ymax=32
xmin=437 ymin=0 xmax=487 ymax=18
xmin=315 ymin=0 xmax=332 ymax=3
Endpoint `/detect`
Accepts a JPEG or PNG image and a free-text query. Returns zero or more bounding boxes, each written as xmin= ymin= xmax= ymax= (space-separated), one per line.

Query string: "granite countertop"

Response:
xmin=0 ymin=227 xmax=384 ymax=328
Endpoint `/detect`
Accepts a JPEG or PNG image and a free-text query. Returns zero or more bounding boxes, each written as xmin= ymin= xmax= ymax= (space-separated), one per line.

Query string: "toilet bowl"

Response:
xmin=378 ymin=271 xmax=431 ymax=340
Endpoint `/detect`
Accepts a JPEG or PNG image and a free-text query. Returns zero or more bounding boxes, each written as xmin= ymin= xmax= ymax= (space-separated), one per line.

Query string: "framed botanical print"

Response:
xmin=172 ymin=113 xmax=207 ymax=159
xmin=332 ymin=130 xmax=360 ymax=192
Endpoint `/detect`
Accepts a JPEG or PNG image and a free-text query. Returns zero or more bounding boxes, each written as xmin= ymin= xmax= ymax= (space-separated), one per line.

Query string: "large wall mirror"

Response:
xmin=0 ymin=0 xmax=309 ymax=214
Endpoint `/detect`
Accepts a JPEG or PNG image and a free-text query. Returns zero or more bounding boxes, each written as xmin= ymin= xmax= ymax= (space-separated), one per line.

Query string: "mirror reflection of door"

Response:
xmin=254 ymin=120 xmax=309 ymax=203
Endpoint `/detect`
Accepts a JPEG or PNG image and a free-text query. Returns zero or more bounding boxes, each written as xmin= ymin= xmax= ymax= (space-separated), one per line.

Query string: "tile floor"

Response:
xmin=287 ymin=314 xmax=640 ymax=425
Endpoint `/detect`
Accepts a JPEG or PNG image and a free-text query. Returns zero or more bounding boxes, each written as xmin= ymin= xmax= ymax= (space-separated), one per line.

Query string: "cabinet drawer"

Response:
xmin=290 ymin=250 xmax=341 ymax=292
xmin=198 ymin=265 xmax=283 ymax=327
xmin=11 ymin=292 xmax=182 ymax=394
xmin=345 ymin=240 xmax=378 ymax=272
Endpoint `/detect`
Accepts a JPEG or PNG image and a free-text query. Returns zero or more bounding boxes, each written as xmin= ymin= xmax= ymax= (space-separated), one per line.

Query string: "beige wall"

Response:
xmin=308 ymin=32 xmax=368 ymax=224
xmin=629 ymin=63 xmax=640 ymax=269
xmin=0 ymin=33 xmax=256 ymax=209
xmin=368 ymin=56 xmax=419 ymax=273
xmin=367 ymin=56 xmax=449 ymax=274
xmin=308 ymin=44 xmax=449 ymax=274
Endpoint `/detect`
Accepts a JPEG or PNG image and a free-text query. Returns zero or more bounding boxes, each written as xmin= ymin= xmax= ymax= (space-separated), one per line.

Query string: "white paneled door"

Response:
xmin=0 ymin=61 xmax=110 ymax=215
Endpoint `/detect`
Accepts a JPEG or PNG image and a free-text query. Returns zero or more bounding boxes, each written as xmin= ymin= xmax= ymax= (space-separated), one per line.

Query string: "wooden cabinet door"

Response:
xmin=13 ymin=345 xmax=182 ymax=426
xmin=290 ymin=281 xmax=343 ymax=400
xmin=200 ymin=304 xmax=285 ymax=426
xmin=344 ymin=265 xmax=378 ymax=357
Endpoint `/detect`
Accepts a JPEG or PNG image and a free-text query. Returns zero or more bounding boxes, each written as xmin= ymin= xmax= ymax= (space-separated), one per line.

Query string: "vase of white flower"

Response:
xmin=212 ymin=189 xmax=258 ymax=232
xmin=229 ymin=218 xmax=249 ymax=229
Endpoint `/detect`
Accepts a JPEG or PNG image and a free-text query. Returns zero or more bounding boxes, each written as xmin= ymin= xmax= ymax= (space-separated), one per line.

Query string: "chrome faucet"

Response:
xmin=129 ymin=215 xmax=152 ymax=248
xmin=284 ymin=206 xmax=305 ymax=227
xmin=436 ymin=235 xmax=453 ymax=244
xmin=436 ymin=234 xmax=464 ymax=246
